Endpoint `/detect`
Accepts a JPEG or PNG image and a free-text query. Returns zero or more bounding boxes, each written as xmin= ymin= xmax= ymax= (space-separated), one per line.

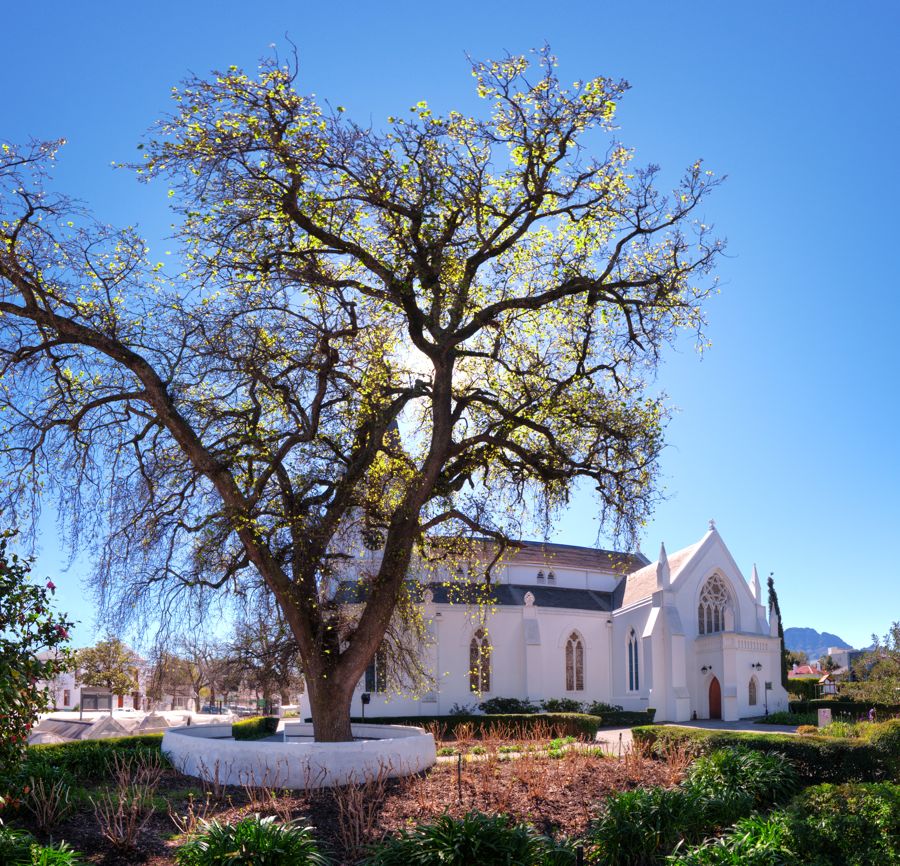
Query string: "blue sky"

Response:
xmin=3 ymin=2 xmax=898 ymax=651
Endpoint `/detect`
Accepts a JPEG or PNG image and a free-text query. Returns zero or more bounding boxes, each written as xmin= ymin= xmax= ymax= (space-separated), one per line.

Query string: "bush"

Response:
xmin=22 ymin=734 xmax=165 ymax=786
xmin=867 ymin=719 xmax=900 ymax=777
xmin=479 ymin=697 xmax=539 ymax=715
xmin=540 ymin=698 xmax=584 ymax=714
xmin=0 ymin=824 xmax=85 ymax=866
xmin=682 ymin=747 xmax=798 ymax=808
xmin=356 ymin=713 xmax=604 ymax=740
xmin=585 ymin=701 xmax=624 ymax=715
xmin=231 ymin=716 xmax=280 ymax=741
xmin=362 ymin=811 xmax=575 ymax=866
xmin=754 ymin=710 xmax=816 ymax=726
xmin=175 ymin=814 xmax=328 ymax=866
xmin=587 ymin=786 xmax=710 ymax=865
xmin=670 ymin=782 xmax=900 ymax=866
xmin=789 ymin=782 xmax=900 ymax=865
xmin=796 ymin=724 xmax=818 ymax=735
xmin=633 ymin=725 xmax=891 ymax=784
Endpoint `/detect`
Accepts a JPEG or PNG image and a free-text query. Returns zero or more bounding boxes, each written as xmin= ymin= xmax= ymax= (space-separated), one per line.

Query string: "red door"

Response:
xmin=117 ymin=694 xmax=124 ymax=709
xmin=708 ymin=677 xmax=722 ymax=719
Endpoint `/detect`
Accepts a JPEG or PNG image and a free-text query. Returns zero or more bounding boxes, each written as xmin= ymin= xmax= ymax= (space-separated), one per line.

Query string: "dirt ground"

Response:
xmin=17 ymin=740 xmax=687 ymax=865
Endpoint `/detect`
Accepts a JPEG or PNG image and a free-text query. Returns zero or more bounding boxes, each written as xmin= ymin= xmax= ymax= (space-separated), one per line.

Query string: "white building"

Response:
xmin=309 ymin=522 xmax=789 ymax=723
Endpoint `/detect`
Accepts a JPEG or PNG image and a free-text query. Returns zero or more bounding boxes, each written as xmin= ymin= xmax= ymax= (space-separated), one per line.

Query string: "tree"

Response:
xmin=146 ymin=648 xmax=195 ymax=710
xmin=228 ymin=597 xmax=305 ymax=710
xmin=818 ymin=654 xmax=838 ymax=673
xmin=767 ymin=574 xmax=790 ymax=691
xmin=786 ymin=650 xmax=808 ymax=667
xmin=845 ymin=622 xmax=900 ymax=704
xmin=0 ymin=49 xmax=722 ymax=740
xmin=0 ymin=532 xmax=73 ymax=778
xmin=76 ymin=637 xmax=139 ymax=712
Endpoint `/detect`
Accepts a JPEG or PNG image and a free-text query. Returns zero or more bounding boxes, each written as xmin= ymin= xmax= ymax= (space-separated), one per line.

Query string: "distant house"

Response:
xmin=789 ymin=663 xmax=827 ymax=678
xmin=36 ymin=647 xmax=151 ymax=713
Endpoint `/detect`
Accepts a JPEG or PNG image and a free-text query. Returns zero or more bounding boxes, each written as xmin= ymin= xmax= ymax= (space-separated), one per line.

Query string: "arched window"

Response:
xmin=537 ymin=570 xmax=545 ymax=582
xmin=547 ymin=570 xmax=556 ymax=584
xmin=698 ymin=575 xmax=730 ymax=635
xmin=627 ymin=629 xmax=639 ymax=692
xmin=364 ymin=645 xmax=388 ymax=693
xmin=469 ymin=629 xmax=491 ymax=693
xmin=749 ymin=677 xmax=758 ymax=707
xmin=565 ymin=632 xmax=584 ymax=691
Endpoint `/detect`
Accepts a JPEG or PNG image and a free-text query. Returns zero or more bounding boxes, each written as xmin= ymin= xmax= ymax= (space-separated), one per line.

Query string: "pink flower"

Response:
xmin=55 ymin=625 xmax=69 ymax=639
xmin=46 ymin=580 xmax=56 ymax=592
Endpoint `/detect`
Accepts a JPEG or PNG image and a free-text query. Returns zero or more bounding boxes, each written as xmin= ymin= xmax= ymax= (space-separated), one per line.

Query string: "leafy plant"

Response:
xmin=586 ymin=786 xmax=709 ymax=865
xmin=0 ymin=821 xmax=34 ymax=863
xmin=0 ymin=533 xmax=73 ymax=782
xmin=541 ymin=698 xmax=584 ymax=713
xmin=479 ymin=697 xmax=539 ymax=715
xmin=666 ymin=812 xmax=797 ymax=865
xmin=0 ymin=824 xmax=85 ymax=866
xmin=585 ymin=701 xmax=624 ymax=715
xmin=175 ymin=814 xmax=329 ymax=866
xmin=362 ymin=811 xmax=575 ymax=866
xmin=753 ymin=710 xmax=816 ymax=726
xmin=232 ymin=716 xmax=280 ymax=740
xmin=682 ymin=747 xmax=798 ymax=808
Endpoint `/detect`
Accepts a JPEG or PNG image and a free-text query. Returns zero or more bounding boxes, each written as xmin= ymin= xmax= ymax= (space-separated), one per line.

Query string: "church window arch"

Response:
xmin=749 ymin=676 xmax=758 ymax=707
xmin=565 ymin=631 xmax=585 ymax=691
xmin=698 ymin=574 xmax=731 ymax=635
xmin=627 ymin=629 xmax=640 ymax=692
xmin=469 ymin=629 xmax=491 ymax=693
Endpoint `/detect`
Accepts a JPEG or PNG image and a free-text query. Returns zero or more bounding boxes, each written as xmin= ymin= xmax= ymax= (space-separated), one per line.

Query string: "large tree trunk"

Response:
xmin=306 ymin=676 xmax=355 ymax=742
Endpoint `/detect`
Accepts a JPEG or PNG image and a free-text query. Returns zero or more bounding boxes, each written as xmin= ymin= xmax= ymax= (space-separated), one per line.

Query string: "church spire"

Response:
xmin=751 ymin=564 xmax=761 ymax=603
xmin=656 ymin=541 xmax=670 ymax=589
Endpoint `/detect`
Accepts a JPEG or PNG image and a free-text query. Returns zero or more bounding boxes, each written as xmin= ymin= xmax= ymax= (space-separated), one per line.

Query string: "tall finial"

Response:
xmin=656 ymin=541 xmax=670 ymax=589
xmin=708 ymin=518 xmax=716 ymax=532
xmin=751 ymin=564 xmax=761 ymax=603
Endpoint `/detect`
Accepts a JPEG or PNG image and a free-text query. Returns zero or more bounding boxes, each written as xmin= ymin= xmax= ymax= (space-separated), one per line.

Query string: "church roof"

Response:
xmin=336 ymin=581 xmax=614 ymax=612
xmin=617 ymin=538 xmax=705 ymax=608
xmin=503 ymin=539 xmax=648 ymax=574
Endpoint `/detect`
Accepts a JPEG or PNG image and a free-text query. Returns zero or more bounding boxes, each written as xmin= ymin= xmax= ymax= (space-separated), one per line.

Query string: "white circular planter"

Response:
xmin=161 ymin=722 xmax=436 ymax=789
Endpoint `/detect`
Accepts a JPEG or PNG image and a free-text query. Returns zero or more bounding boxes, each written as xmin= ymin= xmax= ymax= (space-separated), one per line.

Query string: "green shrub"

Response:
xmin=357 ymin=713 xmax=604 ymax=739
xmin=753 ymin=710 xmax=816 ymax=726
xmin=362 ymin=811 xmax=575 ymax=866
xmin=0 ymin=825 xmax=86 ymax=866
xmin=479 ymin=697 xmax=539 ymax=714
xmin=666 ymin=811 xmax=797 ymax=865
xmin=585 ymin=701 xmax=624 ymax=715
xmin=670 ymin=782 xmax=900 ymax=866
xmin=540 ymin=698 xmax=585 ymax=713
xmin=23 ymin=734 xmax=165 ymax=785
xmin=866 ymin=719 xmax=900 ymax=777
xmin=231 ymin=716 xmax=280 ymax=741
xmin=682 ymin=747 xmax=798 ymax=808
xmin=633 ymin=725 xmax=890 ymax=784
xmin=175 ymin=814 xmax=328 ymax=866
xmin=586 ymin=786 xmax=710 ymax=864
xmin=788 ymin=782 xmax=900 ymax=865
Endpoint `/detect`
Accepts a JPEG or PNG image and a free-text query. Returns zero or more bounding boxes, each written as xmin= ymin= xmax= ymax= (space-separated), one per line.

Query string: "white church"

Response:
xmin=303 ymin=522 xmax=789 ymax=723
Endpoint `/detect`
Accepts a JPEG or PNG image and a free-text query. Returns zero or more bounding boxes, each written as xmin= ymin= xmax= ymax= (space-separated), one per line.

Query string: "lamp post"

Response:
xmin=361 ymin=691 xmax=371 ymax=722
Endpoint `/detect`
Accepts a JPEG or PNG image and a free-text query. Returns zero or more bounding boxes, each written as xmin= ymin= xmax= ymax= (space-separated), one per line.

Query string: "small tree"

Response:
xmin=76 ymin=637 xmax=139 ymax=713
xmin=845 ymin=622 xmax=900 ymax=704
xmin=767 ymin=574 xmax=789 ymax=691
xmin=818 ymin=654 xmax=838 ymax=673
xmin=786 ymin=650 xmax=808 ymax=667
xmin=0 ymin=531 xmax=73 ymax=779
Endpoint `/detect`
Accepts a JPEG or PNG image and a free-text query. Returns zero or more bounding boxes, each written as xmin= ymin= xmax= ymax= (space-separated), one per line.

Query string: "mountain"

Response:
xmin=784 ymin=627 xmax=853 ymax=661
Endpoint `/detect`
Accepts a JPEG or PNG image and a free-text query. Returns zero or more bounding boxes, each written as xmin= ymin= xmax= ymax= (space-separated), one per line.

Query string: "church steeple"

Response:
xmin=656 ymin=541 xmax=670 ymax=589
xmin=751 ymin=564 xmax=762 ymax=603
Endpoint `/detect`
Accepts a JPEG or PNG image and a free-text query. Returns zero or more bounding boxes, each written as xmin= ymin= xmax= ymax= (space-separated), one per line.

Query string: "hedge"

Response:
xmin=346 ymin=709 xmax=653 ymax=738
xmin=22 ymin=733 xmax=166 ymax=784
xmin=789 ymin=697 xmax=900 ymax=718
xmin=231 ymin=715 xmax=281 ymax=740
xmin=632 ymin=725 xmax=894 ymax=784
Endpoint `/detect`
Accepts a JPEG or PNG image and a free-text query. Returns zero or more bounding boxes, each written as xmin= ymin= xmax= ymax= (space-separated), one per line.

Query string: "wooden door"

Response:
xmin=708 ymin=677 xmax=722 ymax=719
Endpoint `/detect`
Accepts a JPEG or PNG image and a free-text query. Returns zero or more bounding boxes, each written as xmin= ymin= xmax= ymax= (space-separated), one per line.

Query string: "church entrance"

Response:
xmin=708 ymin=677 xmax=722 ymax=719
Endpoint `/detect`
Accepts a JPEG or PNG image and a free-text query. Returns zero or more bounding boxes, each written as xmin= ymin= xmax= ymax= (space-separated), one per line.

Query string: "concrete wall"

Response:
xmin=162 ymin=722 xmax=436 ymax=789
